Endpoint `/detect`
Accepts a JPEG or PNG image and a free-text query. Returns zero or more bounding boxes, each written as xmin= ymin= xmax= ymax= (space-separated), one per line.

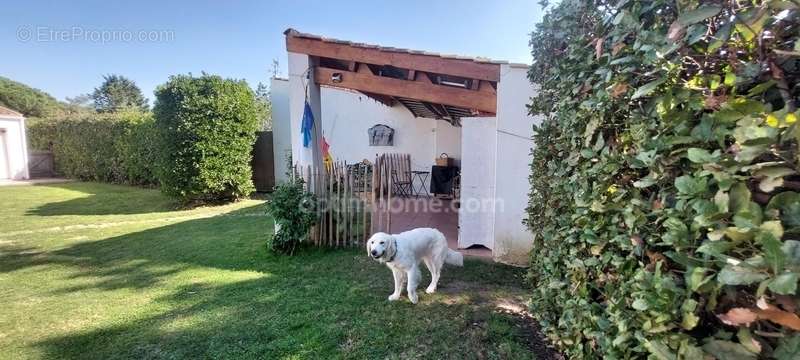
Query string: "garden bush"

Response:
xmin=527 ymin=0 xmax=800 ymax=358
xmin=265 ymin=178 xmax=317 ymax=255
xmin=153 ymin=74 xmax=264 ymax=203
xmin=27 ymin=110 xmax=157 ymax=185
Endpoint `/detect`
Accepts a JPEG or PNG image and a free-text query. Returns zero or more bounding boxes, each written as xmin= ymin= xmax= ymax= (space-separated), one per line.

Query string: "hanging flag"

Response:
xmin=321 ymin=136 xmax=334 ymax=169
xmin=301 ymin=101 xmax=314 ymax=148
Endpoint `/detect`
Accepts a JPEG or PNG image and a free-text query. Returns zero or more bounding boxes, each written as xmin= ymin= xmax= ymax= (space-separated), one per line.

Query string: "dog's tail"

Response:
xmin=445 ymin=249 xmax=464 ymax=267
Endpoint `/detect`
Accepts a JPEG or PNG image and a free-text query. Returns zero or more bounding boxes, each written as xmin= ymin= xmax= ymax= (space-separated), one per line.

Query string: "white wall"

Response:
xmin=459 ymin=116 xmax=496 ymax=250
xmin=434 ymin=121 xmax=461 ymax=167
xmin=287 ymin=52 xmax=461 ymax=183
xmin=270 ymin=77 xmax=291 ymax=183
xmin=0 ymin=116 xmax=30 ymax=180
xmin=288 ymin=52 xmax=323 ymax=170
xmin=492 ymin=64 xmax=539 ymax=265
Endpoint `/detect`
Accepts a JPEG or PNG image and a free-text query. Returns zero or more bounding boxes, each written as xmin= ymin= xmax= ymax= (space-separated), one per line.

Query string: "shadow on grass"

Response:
xmin=6 ymin=204 xmax=546 ymax=359
xmin=26 ymin=182 xmax=176 ymax=216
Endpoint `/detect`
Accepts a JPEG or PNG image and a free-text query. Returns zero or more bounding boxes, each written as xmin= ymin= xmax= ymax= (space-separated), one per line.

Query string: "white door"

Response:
xmin=458 ymin=117 xmax=497 ymax=250
xmin=0 ymin=130 xmax=9 ymax=179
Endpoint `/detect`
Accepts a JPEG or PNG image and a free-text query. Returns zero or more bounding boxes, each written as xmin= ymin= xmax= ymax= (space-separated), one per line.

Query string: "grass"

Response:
xmin=0 ymin=182 xmax=540 ymax=359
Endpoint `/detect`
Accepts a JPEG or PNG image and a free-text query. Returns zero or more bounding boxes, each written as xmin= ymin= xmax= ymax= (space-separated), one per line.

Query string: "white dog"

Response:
xmin=366 ymin=228 xmax=463 ymax=304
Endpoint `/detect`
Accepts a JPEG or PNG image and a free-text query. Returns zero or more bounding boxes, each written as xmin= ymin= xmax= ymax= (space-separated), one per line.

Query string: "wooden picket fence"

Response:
xmin=293 ymin=160 xmax=372 ymax=247
xmin=291 ymin=153 xmax=410 ymax=247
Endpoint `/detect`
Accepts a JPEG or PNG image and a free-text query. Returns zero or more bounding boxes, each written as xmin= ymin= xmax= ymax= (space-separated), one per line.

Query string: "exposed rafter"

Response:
xmin=314 ymin=66 xmax=496 ymax=113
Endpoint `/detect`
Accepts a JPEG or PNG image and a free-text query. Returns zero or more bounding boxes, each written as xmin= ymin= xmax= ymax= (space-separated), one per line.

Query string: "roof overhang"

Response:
xmin=0 ymin=106 xmax=24 ymax=119
xmin=285 ymin=29 xmax=501 ymax=124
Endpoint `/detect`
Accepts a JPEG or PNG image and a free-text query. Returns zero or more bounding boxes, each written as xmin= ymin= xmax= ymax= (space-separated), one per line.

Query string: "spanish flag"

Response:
xmin=321 ymin=136 xmax=334 ymax=169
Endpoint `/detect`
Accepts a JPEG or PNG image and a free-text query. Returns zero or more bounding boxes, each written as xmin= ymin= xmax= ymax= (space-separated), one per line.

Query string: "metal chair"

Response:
xmin=391 ymin=170 xmax=412 ymax=197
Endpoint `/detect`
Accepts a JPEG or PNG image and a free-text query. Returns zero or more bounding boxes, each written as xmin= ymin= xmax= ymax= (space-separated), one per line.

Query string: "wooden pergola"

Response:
xmin=285 ymin=29 xmax=502 ymax=125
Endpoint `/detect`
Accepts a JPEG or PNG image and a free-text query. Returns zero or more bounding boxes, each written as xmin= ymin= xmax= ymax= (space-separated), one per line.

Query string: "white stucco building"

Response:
xmin=0 ymin=106 xmax=30 ymax=180
xmin=272 ymin=29 xmax=540 ymax=265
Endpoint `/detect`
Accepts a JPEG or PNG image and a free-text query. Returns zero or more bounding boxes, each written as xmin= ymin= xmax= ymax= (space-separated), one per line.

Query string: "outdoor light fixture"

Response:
xmin=331 ymin=72 xmax=342 ymax=83
xmin=439 ymin=80 xmax=467 ymax=88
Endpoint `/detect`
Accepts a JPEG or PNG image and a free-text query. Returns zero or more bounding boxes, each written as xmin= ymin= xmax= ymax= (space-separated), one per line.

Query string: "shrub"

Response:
xmin=153 ymin=74 xmax=264 ymax=203
xmin=26 ymin=110 xmax=158 ymax=185
xmin=265 ymin=179 xmax=317 ymax=255
xmin=527 ymin=1 xmax=800 ymax=358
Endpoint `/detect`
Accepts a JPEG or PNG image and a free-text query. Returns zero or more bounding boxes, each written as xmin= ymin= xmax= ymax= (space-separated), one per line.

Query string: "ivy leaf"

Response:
xmin=678 ymin=6 xmax=722 ymax=26
xmin=702 ymin=340 xmax=757 ymax=360
xmin=737 ymin=328 xmax=762 ymax=354
xmin=767 ymin=192 xmax=800 ymax=228
xmin=687 ymin=148 xmax=720 ymax=163
xmin=758 ymin=232 xmax=785 ymax=274
xmin=686 ymin=267 xmax=712 ymax=292
xmin=768 ymin=273 xmax=798 ymax=295
xmin=631 ymin=78 xmax=666 ymax=99
xmin=760 ymin=221 xmax=784 ymax=240
xmin=783 ymin=240 xmax=800 ymax=267
xmin=774 ymin=334 xmax=800 ymax=360
xmin=645 ymin=340 xmax=677 ymax=360
xmin=718 ymin=266 xmax=768 ymax=285
xmin=675 ymin=175 xmax=707 ymax=196
xmin=632 ymin=298 xmax=649 ymax=311
xmin=729 ymin=183 xmax=752 ymax=213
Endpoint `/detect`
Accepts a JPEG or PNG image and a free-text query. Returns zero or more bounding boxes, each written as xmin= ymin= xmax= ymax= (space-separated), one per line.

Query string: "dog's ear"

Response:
xmin=365 ymin=235 xmax=372 ymax=256
xmin=386 ymin=235 xmax=396 ymax=256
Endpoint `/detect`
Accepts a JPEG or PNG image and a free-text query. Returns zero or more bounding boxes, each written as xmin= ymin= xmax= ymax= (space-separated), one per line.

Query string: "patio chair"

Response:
xmin=391 ymin=170 xmax=412 ymax=197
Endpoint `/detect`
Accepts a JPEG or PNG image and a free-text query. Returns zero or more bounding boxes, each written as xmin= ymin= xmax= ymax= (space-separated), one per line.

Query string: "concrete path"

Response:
xmin=0 ymin=178 xmax=72 ymax=187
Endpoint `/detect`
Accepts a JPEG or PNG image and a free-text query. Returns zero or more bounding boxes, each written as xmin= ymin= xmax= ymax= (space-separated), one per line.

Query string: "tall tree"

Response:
xmin=254 ymin=81 xmax=272 ymax=130
xmin=0 ymin=76 xmax=62 ymax=117
xmin=92 ymin=75 xmax=148 ymax=112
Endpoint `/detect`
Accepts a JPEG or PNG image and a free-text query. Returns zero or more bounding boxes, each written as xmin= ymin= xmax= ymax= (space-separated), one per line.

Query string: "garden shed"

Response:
xmin=0 ymin=106 xmax=29 ymax=180
xmin=273 ymin=29 xmax=540 ymax=265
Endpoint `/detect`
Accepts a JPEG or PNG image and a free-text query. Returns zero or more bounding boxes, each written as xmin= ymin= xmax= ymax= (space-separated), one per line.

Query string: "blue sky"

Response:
xmin=1 ymin=0 xmax=544 ymax=103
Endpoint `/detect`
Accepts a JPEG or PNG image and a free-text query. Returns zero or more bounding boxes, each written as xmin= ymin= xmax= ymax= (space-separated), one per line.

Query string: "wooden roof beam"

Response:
xmin=288 ymin=35 xmax=501 ymax=82
xmin=314 ymin=66 xmax=496 ymax=114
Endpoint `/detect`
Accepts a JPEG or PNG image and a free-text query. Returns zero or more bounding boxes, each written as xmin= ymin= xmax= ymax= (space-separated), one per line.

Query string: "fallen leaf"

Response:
xmin=630 ymin=235 xmax=643 ymax=247
xmin=668 ymin=21 xmax=686 ymax=42
xmin=754 ymin=308 xmax=800 ymax=331
xmin=717 ymin=308 xmax=758 ymax=326
xmin=612 ymin=42 xmax=625 ymax=56
xmin=770 ymin=60 xmax=785 ymax=80
xmin=705 ymin=93 xmax=727 ymax=110
xmin=595 ymin=37 xmax=604 ymax=59
xmin=755 ymin=297 xmax=800 ymax=330
xmin=646 ymin=250 xmax=667 ymax=265
xmin=610 ymin=83 xmax=629 ymax=98
xmin=653 ymin=200 xmax=663 ymax=210
xmin=775 ymin=295 xmax=797 ymax=313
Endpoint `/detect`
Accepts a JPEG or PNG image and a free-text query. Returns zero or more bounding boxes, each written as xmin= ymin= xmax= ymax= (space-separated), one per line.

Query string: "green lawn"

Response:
xmin=0 ymin=182 xmax=542 ymax=359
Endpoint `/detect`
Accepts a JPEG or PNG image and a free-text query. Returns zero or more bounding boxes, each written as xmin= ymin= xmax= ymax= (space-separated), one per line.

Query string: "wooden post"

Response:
xmin=344 ymin=162 xmax=350 ymax=246
xmin=386 ymin=154 xmax=391 ymax=233
xmin=335 ymin=162 xmax=340 ymax=247
xmin=326 ymin=164 xmax=336 ymax=246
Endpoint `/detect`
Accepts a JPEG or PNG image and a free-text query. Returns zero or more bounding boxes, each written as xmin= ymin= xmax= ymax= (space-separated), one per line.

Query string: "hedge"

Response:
xmin=153 ymin=74 xmax=263 ymax=203
xmin=27 ymin=110 xmax=158 ymax=185
xmin=527 ymin=1 xmax=799 ymax=358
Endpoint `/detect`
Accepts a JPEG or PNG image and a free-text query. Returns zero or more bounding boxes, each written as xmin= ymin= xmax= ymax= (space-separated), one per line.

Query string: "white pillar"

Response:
xmin=492 ymin=64 xmax=539 ymax=265
xmin=270 ymin=77 xmax=291 ymax=183
xmin=288 ymin=52 xmax=323 ymax=170
xmin=459 ymin=116 xmax=497 ymax=250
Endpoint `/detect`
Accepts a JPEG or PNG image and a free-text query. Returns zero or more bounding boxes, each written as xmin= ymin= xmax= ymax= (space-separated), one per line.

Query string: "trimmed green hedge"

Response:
xmin=27 ymin=111 xmax=157 ymax=185
xmin=153 ymin=74 xmax=263 ymax=203
xmin=527 ymin=0 xmax=799 ymax=358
